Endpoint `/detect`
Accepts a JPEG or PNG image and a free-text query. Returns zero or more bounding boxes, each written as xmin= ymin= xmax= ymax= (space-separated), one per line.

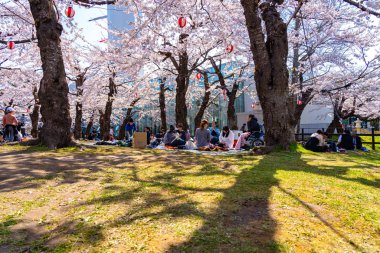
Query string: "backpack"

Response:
xmin=304 ymin=137 xmax=319 ymax=150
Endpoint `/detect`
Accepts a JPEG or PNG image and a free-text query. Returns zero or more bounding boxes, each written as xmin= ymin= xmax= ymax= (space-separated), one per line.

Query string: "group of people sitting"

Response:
xmin=304 ymin=129 xmax=368 ymax=152
xmin=149 ymin=120 xmax=235 ymax=151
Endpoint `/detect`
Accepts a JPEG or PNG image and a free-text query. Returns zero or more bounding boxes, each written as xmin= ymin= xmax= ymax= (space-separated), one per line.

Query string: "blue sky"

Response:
xmin=74 ymin=5 xmax=108 ymax=44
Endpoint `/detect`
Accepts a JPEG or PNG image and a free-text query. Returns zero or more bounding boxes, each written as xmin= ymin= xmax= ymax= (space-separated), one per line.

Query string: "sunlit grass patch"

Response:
xmin=0 ymin=145 xmax=379 ymax=252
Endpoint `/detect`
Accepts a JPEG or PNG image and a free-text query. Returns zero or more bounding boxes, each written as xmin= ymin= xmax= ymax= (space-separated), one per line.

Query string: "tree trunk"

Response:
xmin=227 ymin=83 xmax=239 ymax=130
xmin=175 ymin=49 xmax=189 ymax=130
xmin=194 ymin=73 xmax=211 ymax=129
xmin=29 ymin=85 xmax=40 ymax=138
xmin=74 ymin=102 xmax=83 ymax=139
xmin=326 ymin=113 xmax=342 ymax=134
xmin=118 ymin=98 xmax=140 ymax=140
xmin=29 ymin=0 xmax=72 ymax=148
xmin=85 ymin=118 xmax=93 ymax=139
xmin=102 ymin=75 xmax=117 ymax=141
xmin=159 ymin=78 xmax=168 ymax=132
xmin=99 ymin=110 xmax=105 ymax=138
xmin=241 ymin=1 xmax=295 ymax=148
xmin=73 ymin=76 xmax=84 ymax=140
xmin=209 ymin=57 xmax=240 ymax=130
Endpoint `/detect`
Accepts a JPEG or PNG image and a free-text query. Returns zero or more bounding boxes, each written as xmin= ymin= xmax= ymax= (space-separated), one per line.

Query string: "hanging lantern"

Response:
xmin=297 ymin=95 xmax=303 ymax=105
xmin=65 ymin=5 xmax=75 ymax=18
xmin=178 ymin=17 xmax=187 ymax=28
xmin=7 ymin=41 xmax=15 ymax=50
xmin=226 ymin=44 xmax=234 ymax=53
xmin=195 ymin=73 xmax=202 ymax=80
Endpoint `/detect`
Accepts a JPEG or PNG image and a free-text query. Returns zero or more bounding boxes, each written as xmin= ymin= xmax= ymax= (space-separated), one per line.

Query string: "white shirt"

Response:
xmin=219 ymin=131 xmax=235 ymax=149
xmin=311 ymin=133 xmax=325 ymax=146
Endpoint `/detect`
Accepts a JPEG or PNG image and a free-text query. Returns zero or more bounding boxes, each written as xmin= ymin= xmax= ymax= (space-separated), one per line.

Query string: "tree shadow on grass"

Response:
xmin=166 ymin=155 xmax=281 ymax=253
xmin=168 ymin=151 xmax=379 ymax=252
xmin=1 ymin=148 xmax=379 ymax=252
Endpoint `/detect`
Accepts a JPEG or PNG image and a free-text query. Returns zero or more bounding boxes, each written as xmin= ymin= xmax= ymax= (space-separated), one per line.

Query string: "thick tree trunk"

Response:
xmin=159 ymin=78 xmax=168 ymax=132
xmin=29 ymin=85 xmax=40 ymax=138
xmin=194 ymin=73 xmax=211 ymax=129
xmin=241 ymin=1 xmax=295 ymax=148
xmin=29 ymin=0 xmax=72 ymax=148
xmin=73 ymin=77 xmax=84 ymax=140
xmin=102 ymin=76 xmax=117 ymax=141
xmin=118 ymin=98 xmax=140 ymax=140
xmin=175 ymin=50 xmax=189 ymax=130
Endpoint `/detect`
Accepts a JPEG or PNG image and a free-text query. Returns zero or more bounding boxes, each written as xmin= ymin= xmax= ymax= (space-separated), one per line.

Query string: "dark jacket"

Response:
xmin=247 ymin=117 xmax=260 ymax=132
xmin=164 ymin=131 xmax=177 ymax=145
xmin=339 ymin=134 xmax=355 ymax=150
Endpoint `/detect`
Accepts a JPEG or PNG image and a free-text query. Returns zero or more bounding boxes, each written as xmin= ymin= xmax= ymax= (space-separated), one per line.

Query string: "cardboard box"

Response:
xmin=133 ymin=132 xmax=147 ymax=149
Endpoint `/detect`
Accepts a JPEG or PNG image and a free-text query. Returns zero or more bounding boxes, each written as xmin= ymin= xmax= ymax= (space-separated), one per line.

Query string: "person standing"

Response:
xmin=240 ymin=123 xmax=247 ymax=132
xmin=3 ymin=107 xmax=18 ymax=142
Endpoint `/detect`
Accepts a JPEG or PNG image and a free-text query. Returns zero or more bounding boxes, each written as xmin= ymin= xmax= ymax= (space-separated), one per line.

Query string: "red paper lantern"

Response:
xmin=178 ymin=17 xmax=186 ymax=28
xmin=297 ymin=95 xmax=303 ymax=105
xmin=196 ymin=73 xmax=202 ymax=80
xmin=226 ymin=44 xmax=234 ymax=53
xmin=65 ymin=6 xmax=75 ymax=18
xmin=7 ymin=41 xmax=15 ymax=50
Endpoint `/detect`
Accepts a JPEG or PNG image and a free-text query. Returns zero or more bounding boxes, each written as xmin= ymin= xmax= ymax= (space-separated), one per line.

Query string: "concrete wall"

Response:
xmin=237 ymin=99 xmax=333 ymax=132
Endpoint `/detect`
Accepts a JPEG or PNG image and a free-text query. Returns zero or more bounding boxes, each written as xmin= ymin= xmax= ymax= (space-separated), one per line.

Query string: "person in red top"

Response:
xmin=3 ymin=107 xmax=18 ymax=142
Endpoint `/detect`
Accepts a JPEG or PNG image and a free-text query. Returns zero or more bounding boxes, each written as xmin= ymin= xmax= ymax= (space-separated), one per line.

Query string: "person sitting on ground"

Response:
xmin=219 ymin=126 xmax=235 ymax=149
xmin=155 ymin=127 xmax=166 ymax=139
xmin=163 ymin=125 xmax=178 ymax=147
xmin=240 ymin=123 xmax=247 ymax=132
xmin=169 ymin=123 xmax=189 ymax=147
xmin=144 ymin=127 xmax=151 ymax=145
xmin=324 ymin=132 xmax=338 ymax=152
xmin=2 ymin=107 xmax=19 ymax=142
xmin=125 ymin=118 xmax=137 ymax=139
xmin=195 ymin=119 xmax=211 ymax=149
xmin=235 ymin=131 xmax=251 ymax=150
xmin=337 ymin=129 xmax=355 ymax=150
xmin=352 ymin=132 xmax=368 ymax=151
xmin=208 ymin=121 xmax=220 ymax=145
xmin=304 ymin=130 xmax=328 ymax=152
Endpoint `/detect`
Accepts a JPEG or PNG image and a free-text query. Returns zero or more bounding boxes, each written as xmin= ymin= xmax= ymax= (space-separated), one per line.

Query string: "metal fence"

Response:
xmin=295 ymin=128 xmax=379 ymax=151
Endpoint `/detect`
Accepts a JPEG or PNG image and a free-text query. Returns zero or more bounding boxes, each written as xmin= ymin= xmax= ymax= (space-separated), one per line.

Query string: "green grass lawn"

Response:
xmin=361 ymin=135 xmax=380 ymax=150
xmin=0 ymin=145 xmax=379 ymax=252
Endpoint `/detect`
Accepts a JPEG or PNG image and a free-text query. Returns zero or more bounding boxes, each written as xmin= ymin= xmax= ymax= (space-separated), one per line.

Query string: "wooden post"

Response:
xmin=372 ymin=128 xmax=375 ymax=151
xmin=301 ymin=128 xmax=305 ymax=142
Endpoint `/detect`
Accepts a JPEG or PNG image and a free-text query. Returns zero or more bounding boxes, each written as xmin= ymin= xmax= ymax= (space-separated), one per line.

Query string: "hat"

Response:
xmin=6 ymin=107 xmax=15 ymax=113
